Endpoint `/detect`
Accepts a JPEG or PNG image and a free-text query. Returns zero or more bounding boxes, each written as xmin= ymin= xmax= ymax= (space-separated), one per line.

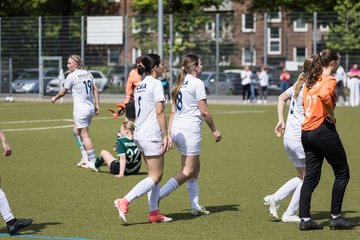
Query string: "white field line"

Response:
xmin=0 ymin=111 xmax=263 ymax=132
xmin=1 ymin=117 xmax=112 ymax=132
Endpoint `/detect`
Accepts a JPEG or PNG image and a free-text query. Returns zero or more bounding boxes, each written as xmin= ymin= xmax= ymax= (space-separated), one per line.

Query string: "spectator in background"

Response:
xmin=348 ymin=64 xmax=360 ymax=107
xmin=124 ymin=56 xmax=143 ymax=122
xmin=257 ymin=66 xmax=269 ymax=104
xmin=241 ymin=65 xmax=252 ymax=103
xmin=334 ymin=65 xmax=348 ymax=106
xmin=280 ymin=67 xmax=291 ymax=93
xmin=161 ymin=68 xmax=171 ymax=103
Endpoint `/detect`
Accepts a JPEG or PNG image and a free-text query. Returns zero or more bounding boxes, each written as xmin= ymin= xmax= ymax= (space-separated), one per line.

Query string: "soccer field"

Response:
xmin=0 ymin=101 xmax=359 ymax=240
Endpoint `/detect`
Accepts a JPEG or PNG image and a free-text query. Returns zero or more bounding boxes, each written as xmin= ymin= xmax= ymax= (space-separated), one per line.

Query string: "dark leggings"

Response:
xmin=299 ymin=121 xmax=350 ymax=218
xmin=242 ymin=84 xmax=251 ymax=100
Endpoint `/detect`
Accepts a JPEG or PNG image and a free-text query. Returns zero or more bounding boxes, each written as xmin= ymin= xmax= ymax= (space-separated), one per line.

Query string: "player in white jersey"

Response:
xmin=159 ymin=54 xmax=221 ymax=217
xmin=114 ymin=53 xmax=171 ymax=224
xmin=264 ymin=56 xmax=313 ymax=223
xmin=51 ymin=55 xmax=100 ymax=172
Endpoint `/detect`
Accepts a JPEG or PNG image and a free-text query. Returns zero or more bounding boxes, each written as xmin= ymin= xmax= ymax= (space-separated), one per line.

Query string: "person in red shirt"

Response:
xmin=280 ymin=67 xmax=291 ymax=93
xmin=299 ymin=48 xmax=355 ymax=231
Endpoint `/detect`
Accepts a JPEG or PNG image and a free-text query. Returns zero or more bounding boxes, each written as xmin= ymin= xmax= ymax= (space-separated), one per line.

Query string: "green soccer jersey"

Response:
xmin=115 ymin=136 xmax=141 ymax=174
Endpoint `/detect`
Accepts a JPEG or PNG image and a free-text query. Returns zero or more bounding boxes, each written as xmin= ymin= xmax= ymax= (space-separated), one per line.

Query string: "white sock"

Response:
xmin=0 ymin=188 xmax=14 ymax=222
xmin=284 ymin=181 xmax=302 ymax=216
xmin=273 ymin=177 xmax=301 ymax=202
xmin=160 ymin=178 xmax=179 ymax=199
xmin=125 ymin=177 xmax=155 ymax=203
xmin=79 ymin=146 xmax=88 ymax=161
xmin=86 ymin=149 xmax=96 ymax=163
xmin=148 ymin=184 xmax=160 ymax=212
xmin=186 ymin=178 xmax=200 ymax=210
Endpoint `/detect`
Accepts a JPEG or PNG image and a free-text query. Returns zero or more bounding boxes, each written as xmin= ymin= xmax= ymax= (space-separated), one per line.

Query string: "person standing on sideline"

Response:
xmin=94 ymin=121 xmax=141 ymax=177
xmin=159 ymin=54 xmax=221 ymax=217
xmin=348 ymin=64 xmax=360 ymax=107
xmin=335 ymin=65 xmax=348 ymax=106
xmin=0 ymin=130 xmax=33 ymax=235
xmin=257 ymin=66 xmax=269 ymax=104
xmin=264 ymin=56 xmax=313 ymax=223
xmin=280 ymin=67 xmax=291 ymax=93
xmin=124 ymin=56 xmax=143 ymax=122
xmin=299 ymin=48 xmax=355 ymax=230
xmin=241 ymin=65 xmax=252 ymax=103
xmin=51 ymin=55 xmax=100 ymax=172
xmin=114 ymin=53 xmax=171 ymax=224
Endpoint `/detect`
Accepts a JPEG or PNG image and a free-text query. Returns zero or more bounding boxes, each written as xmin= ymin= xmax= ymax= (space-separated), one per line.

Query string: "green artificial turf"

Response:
xmin=0 ymin=101 xmax=359 ymax=240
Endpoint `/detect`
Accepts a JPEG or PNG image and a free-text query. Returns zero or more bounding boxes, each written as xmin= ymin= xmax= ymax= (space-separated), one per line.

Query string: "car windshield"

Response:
xmin=199 ymin=73 xmax=210 ymax=81
xmin=226 ymin=73 xmax=241 ymax=79
xmin=18 ymin=71 xmax=38 ymax=80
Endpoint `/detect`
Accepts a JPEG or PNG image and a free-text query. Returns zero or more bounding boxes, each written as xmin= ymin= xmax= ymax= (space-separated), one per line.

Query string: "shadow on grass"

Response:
xmin=0 ymin=221 xmax=62 ymax=235
xmin=123 ymin=204 xmax=241 ymax=226
xmin=311 ymin=210 xmax=360 ymax=227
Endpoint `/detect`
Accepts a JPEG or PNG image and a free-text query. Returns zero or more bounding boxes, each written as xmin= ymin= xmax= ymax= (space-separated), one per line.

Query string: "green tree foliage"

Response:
xmin=132 ymin=0 xmax=227 ymax=66
xmin=326 ymin=0 xmax=360 ymax=53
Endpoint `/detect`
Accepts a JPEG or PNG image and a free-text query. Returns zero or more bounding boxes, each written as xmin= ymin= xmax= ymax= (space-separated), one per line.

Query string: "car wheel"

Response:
xmin=205 ymin=87 xmax=210 ymax=95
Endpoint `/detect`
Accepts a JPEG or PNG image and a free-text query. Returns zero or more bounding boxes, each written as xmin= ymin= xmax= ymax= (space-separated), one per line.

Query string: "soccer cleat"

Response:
xmin=114 ymin=198 xmax=128 ymax=224
xmin=76 ymin=158 xmax=89 ymax=167
xmin=87 ymin=161 xmax=99 ymax=172
xmin=263 ymin=195 xmax=279 ymax=220
xmin=282 ymin=214 xmax=300 ymax=223
xmin=329 ymin=216 xmax=356 ymax=230
xmin=190 ymin=205 xmax=210 ymax=216
xmin=7 ymin=218 xmax=33 ymax=235
xmin=148 ymin=210 xmax=172 ymax=223
xmin=299 ymin=219 xmax=323 ymax=231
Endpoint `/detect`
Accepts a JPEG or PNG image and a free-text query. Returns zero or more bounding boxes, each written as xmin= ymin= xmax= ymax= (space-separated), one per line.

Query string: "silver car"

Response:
xmin=12 ymin=68 xmax=59 ymax=93
xmin=199 ymin=71 xmax=232 ymax=95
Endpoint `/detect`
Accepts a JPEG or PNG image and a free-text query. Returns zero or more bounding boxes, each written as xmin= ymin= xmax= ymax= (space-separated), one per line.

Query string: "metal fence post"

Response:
xmin=313 ymin=12 xmax=317 ymax=54
xmin=0 ymin=17 xmax=2 ymax=94
xmin=216 ymin=13 xmax=219 ymax=98
xmin=81 ymin=16 xmax=84 ymax=65
xmin=169 ymin=14 xmax=173 ymax=92
xmin=263 ymin=12 xmax=268 ymax=66
xmin=124 ymin=15 xmax=128 ymax=89
xmin=39 ymin=16 xmax=43 ymax=99
xmin=158 ymin=0 xmax=163 ymax=59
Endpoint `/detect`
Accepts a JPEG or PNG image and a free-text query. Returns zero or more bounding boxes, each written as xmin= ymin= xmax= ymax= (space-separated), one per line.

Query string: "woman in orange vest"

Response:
xmin=299 ymin=48 xmax=355 ymax=231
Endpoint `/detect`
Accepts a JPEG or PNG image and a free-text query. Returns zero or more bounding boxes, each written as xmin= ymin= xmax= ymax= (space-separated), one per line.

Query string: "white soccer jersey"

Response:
xmin=64 ymin=69 xmax=95 ymax=113
xmin=172 ymin=74 xmax=207 ymax=133
xmin=283 ymin=86 xmax=304 ymax=141
xmin=134 ymin=75 xmax=165 ymax=141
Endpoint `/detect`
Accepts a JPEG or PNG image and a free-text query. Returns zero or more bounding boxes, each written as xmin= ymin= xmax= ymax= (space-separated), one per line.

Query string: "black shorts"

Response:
xmin=110 ymin=161 xmax=141 ymax=175
xmin=125 ymin=101 xmax=135 ymax=119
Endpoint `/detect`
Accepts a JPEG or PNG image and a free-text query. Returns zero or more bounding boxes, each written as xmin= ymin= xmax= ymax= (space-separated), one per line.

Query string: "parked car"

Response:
xmin=107 ymin=64 xmax=134 ymax=86
xmin=224 ymin=69 xmax=244 ymax=95
xmin=45 ymin=69 xmax=109 ymax=94
xmin=12 ymin=68 xmax=59 ymax=93
xmin=198 ymin=71 xmax=232 ymax=95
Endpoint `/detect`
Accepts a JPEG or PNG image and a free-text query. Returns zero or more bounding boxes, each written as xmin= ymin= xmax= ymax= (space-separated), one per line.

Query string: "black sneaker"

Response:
xmin=7 ymin=218 xmax=33 ymax=235
xmin=299 ymin=219 xmax=323 ymax=231
xmin=329 ymin=216 xmax=356 ymax=230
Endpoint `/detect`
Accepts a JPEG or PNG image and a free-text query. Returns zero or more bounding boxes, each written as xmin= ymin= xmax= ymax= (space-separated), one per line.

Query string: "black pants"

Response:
xmin=299 ymin=121 xmax=350 ymax=218
xmin=242 ymin=84 xmax=251 ymax=100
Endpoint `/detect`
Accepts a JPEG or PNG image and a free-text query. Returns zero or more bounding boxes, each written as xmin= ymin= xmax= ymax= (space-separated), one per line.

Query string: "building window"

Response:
xmin=293 ymin=47 xmax=306 ymax=65
xmin=268 ymin=11 xmax=281 ymax=23
xmin=132 ymin=48 xmax=142 ymax=64
xmin=320 ymin=24 xmax=329 ymax=32
xmin=242 ymin=48 xmax=256 ymax=66
xmin=267 ymin=27 xmax=281 ymax=55
xmin=108 ymin=48 xmax=119 ymax=65
xmin=132 ymin=18 xmax=141 ymax=34
xmin=242 ymin=13 xmax=256 ymax=33
xmin=293 ymin=18 xmax=308 ymax=32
